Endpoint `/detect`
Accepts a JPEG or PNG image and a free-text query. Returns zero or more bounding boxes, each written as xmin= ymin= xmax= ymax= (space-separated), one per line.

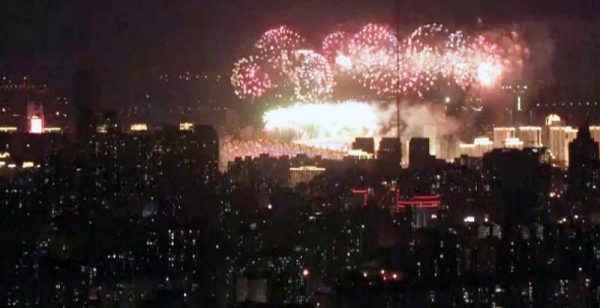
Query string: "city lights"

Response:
xmin=2 ymin=3 xmax=600 ymax=307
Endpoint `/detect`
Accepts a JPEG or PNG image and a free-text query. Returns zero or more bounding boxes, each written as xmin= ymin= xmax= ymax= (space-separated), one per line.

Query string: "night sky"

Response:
xmin=1 ymin=0 xmax=599 ymax=105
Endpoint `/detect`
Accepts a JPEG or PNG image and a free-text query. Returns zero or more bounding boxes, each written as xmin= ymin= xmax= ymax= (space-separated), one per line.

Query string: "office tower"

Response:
xmin=568 ymin=123 xmax=600 ymax=217
xmin=589 ymin=126 xmax=600 ymax=153
xmin=504 ymin=138 xmax=524 ymax=149
xmin=548 ymin=126 xmax=578 ymax=167
xmin=352 ymin=137 xmax=375 ymax=155
xmin=518 ymin=126 xmax=542 ymax=147
xmin=459 ymin=137 xmax=494 ymax=158
xmin=483 ymin=148 xmax=551 ymax=225
xmin=569 ymin=124 xmax=599 ymax=170
xmin=409 ymin=137 xmax=434 ymax=169
xmin=493 ymin=127 xmax=516 ymax=148
xmin=376 ymin=137 xmax=401 ymax=180
xmin=73 ymin=57 xmax=100 ymax=142
xmin=422 ymin=125 xmax=438 ymax=156
xmin=438 ymin=135 xmax=459 ymax=162
xmin=542 ymin=114 xmax=563 ymax=149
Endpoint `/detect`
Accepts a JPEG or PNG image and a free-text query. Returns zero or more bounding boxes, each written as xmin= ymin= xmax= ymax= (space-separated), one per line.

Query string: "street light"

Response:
xmin=302 ymin=268 xmax=310 ymax=277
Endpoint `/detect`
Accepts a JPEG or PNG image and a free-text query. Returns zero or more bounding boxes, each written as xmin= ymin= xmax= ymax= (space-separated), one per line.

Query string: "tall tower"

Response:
xmin=568 ymin=123 xmax=600 ymax=217
xmin=73 ymin=54 xmax=100 ymax=142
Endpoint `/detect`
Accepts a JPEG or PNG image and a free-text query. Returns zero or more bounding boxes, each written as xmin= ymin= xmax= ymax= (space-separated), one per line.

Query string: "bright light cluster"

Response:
xmin=322 ymin=31 xmax=348 ymax=65
xmin=231 ymin=57 xmax=273 ymax=99
xmin=254 ymin=26 xmax=305 ymax=73
xmin=347 ymin=23 xmax=399 ymax=94
xmin=231 ymin=23 xmax=525 ymax=100
xmin=263 ymin=101 xmax=381 ymax=143
xmin=219 ymin=137 xmax=347 ymax=171
xmin=289 ymin=50 xmax=334 ymax=101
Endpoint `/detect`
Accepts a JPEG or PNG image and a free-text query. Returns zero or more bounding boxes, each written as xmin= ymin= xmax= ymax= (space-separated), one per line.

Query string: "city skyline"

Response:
xmin=2 ymin=1 xmax=600 ymax=306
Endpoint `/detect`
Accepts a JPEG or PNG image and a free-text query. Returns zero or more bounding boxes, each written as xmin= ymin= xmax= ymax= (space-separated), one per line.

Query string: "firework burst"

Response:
xmin=232 ymin=23 xmax=525 ymax=101
xmin=231 ymin=57 xmax=273 ymax=99
xmin=347 ymin=23 xmax=399 ymax=95
xmin=288 ymin=50 xmax=335 ymax=101
xmin=254 ymin=26 xmax=305 ymax=74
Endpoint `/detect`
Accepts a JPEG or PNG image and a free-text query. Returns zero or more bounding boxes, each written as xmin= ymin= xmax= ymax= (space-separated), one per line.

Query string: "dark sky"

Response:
xmin=0 ymin=0 xmax=599 ymax=104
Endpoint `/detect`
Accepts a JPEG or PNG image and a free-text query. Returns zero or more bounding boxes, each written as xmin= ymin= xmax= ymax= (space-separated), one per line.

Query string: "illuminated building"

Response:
xmin=589 ymin=126 xmax=600 ymax=154
xmin=518 ymin=126 xmax=542 ymax=147
xmin=27 ymin=101 xmax=44 ymax=134
xmin=29 ymin=116 xmax=43 ymax=134
xmin=422 ymin=125 xmax=438 ymax=156
xmin=346 ymin=149 xmax=373 ymax=160
xmin=0 ymin=77 xmax=49 ymax=131
xmin=504 ymin=137 xmax=524 ymax=149
xmin=545 ymin=114 xmax=562 ymax=126
xmin=180 ymin=122 xmax=194 ymax=131
xmin=459 ymin=137 xmax=493 ymax=158
xmin=438 ymin=135 xmax=460 ymax=162
xmin=130 ymin=123 xmax=148 ymax=132
xmin=289 ymin=166 xmax=325 ymax=187
xmin=548 ymin=126 xmax=578 ymax=167
xmin=542 ymin=114 xmax=563 ymax=146
xmin=493 ymin=127 xmax=516 ymax=148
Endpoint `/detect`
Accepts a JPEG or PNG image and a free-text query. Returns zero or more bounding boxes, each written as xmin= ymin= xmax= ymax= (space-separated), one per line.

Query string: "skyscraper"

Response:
xmin=568 ymin=123 xmax=600 ymax=216
xmin=518 ymin=126 xmax=542 ymax=147
xmin=376 ymin=137 xmax=401 ymax=180
xmin=548 ymin=126 xmax=578 ymax=167
xmin=73 ymin=56 xmax=100 ymax=142
xmin=409 ymin=138 xmax=434 ymax=169
xmin=493 ymin=127 xmax=516 ymax=148
xmin=569 ymin=123 xmax=599 ymax=170
xmin=483 ymin=148 xmax=551 ymax=225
